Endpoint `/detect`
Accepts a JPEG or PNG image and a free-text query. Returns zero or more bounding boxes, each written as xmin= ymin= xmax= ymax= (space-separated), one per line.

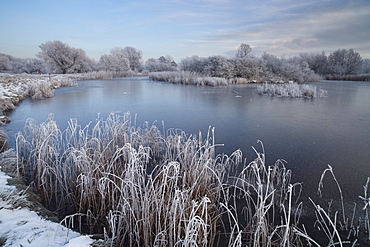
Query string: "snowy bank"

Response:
xmin=0 ymin=154 xmax=94 ymax=246
xmin=0 ymin=72 xmax=142 ymax=124
xmin=0 ymin=74 xmax=80 ymax=123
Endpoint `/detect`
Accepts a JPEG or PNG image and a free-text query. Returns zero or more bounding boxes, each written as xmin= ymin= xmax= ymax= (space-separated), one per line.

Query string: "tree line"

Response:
xmin=0 ymin=40 xmax=178 ymax=75
xmin=0 ymin=41 xmax=369 ymax=82
xmin=180 ymin=44 xmax=368 ymax=82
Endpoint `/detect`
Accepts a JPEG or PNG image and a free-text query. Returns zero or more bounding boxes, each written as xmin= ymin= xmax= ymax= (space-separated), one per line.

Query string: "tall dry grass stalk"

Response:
xmin=15 ymin=113 xmax=367 ymax=246
xmin=359 ymin=178 xmax=370 ymax=241
xmin=223 ymin=142 xmax=305 ymax=246
xmin=311 ymin=165 xmax=370 ymax=245
xmin=0 ymin=127 xmax=8 ymax=152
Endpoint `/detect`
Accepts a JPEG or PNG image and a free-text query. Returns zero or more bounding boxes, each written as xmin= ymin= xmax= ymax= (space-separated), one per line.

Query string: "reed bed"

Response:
xmin=16 ymin=113 xmax=229 ymax=246
xmin=257 ymin=82 xmax=327 ymax=98
xmin=80 ymin=70 xmax=139 ymax=80
xmin=325 ymin=74 xmax=370 ymax=82
xmin=13 ymin=112 xmax=369 ymax=246
xmin=149 ymin=71 xmax=229 ymax=86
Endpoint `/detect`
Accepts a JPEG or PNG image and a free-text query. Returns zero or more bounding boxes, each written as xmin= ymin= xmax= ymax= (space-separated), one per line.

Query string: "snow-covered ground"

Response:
xmin=0 ymin=167 xmax=94 ymax=246
xmin=0 ymin=74 xmax=82 ymax=123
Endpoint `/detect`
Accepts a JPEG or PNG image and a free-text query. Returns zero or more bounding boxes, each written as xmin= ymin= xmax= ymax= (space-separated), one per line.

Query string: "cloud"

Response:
xmin=199 ymin=0 xmax=370 ymax=57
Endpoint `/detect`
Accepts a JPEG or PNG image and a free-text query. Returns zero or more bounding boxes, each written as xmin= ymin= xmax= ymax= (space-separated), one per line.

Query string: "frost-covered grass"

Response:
xmin=0 ymin=128 xmax=7 ymax=152
xmin=0 ymin=150 xmax=94 ymax=247
xmin=257 ymin=82 xmax=327 ymax=98
xmin=149 ymin=71 xmax=229 ymax=86
xmin=13 ymin=112 xmax=370 ymax=246
xmin=80 ymin=70 xmax=138 ymax=79
xmin=149 ymin=71 xmax=322 ymax=87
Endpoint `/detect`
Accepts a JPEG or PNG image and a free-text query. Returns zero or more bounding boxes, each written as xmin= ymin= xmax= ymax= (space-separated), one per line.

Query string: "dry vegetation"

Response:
xmin=257 ymin=82 xmax=328 ymax=98
xmin=149 ymin=71 xmax=251 ymax=86
xmin=0 ymin=127 xmax=8 ymax=153
xmin=12 ymin=112 xmax=370 ymax=246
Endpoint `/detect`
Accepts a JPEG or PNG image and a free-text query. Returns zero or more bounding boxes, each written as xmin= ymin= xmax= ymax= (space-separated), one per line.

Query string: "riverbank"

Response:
xmin=0 ymin=73 xmax=80 ymax=124
xmin=0 ymin=71 xmax=140 ymax=124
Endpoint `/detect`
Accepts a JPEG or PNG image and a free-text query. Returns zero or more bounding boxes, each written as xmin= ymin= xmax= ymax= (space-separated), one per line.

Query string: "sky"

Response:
xmin=1 ymin=0 xmax=369 ymax=62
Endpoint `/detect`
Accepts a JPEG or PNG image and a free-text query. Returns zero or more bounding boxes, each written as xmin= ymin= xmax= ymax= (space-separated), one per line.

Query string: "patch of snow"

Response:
xmin=0 ymin=169 xmax=94 ymax=247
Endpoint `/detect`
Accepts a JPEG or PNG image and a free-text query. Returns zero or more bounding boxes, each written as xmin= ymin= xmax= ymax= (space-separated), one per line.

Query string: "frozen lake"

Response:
xmin=4 ymin=77 xmax=370 ymax=208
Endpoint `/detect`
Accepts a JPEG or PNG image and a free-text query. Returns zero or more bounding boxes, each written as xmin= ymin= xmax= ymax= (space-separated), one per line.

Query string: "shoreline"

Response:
xmin=0 ymin=71 xmax=142 ymax=124
xmin=0 ymin=73 xmax=83 ymax=124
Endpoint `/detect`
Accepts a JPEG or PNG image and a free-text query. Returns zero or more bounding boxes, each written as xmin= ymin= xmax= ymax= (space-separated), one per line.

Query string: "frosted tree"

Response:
xmin=180 ymin=55 xmax=204 ymax=73
xmin=99 ymin=47 xmax=130 ymax=72
xmin=123 ymin=46 xmax=142 ymax=71
xmin=12 ymin=58 xmax=43 ymax=74
xmin=300 ymin=51 xmax=329 ymax=75
xmin=232 ymin=56 xmax=265 ymax=81
xmin=236 ymin=43 xmax=252 ymax=58
xmin=361 ymin=59 xmax=370 ymax=74
xmin=158 ymin=55 xmax=174 ymax=64
xmin=37 ymin=40 xmax=93 ymax=74
xmin=71 ymin=50 xmax=97 ymax=73
xmin=0 ymin=53 xmax=13 ymax=72
xmin=261 ymin=53 xmax=321 ymax=83
xmin=328 ymin=48 xmax=362 ymax=75
xmin=203 ymin=55 xmax=234 ymax=78
xmin=144 ymin=56 xmax=177 ymax=72
xmin=261 ymin=53 xmax=283 ymax=76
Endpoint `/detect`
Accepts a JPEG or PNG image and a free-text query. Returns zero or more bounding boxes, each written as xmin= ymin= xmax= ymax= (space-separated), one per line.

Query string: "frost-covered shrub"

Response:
xmin=27 ymin=80 xmax=55 ymax=99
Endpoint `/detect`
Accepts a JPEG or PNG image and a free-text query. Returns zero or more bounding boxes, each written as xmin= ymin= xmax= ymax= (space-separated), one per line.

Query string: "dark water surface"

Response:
xmin=5 ymin=77 xmax=370 ymax=208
